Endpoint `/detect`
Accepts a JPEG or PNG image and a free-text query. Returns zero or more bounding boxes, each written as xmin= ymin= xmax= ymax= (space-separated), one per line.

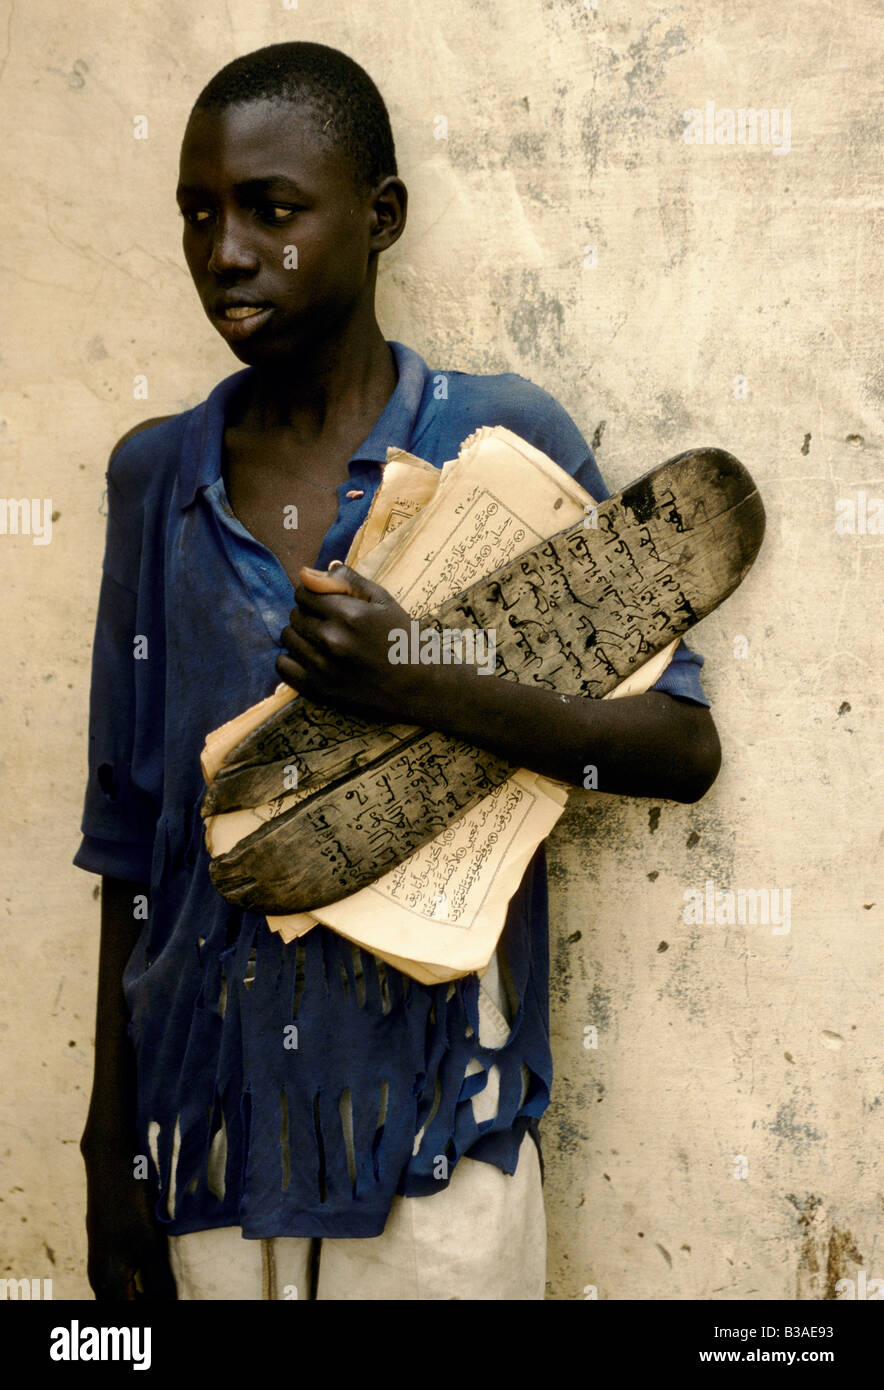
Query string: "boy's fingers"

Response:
xmin=276 ymin=653 xmax=309 ymax=690
xmin=135 ymin=1253 xmax=178 ymax=1302
xmin=290 ymin=584 xmax=344 ymax=620
xmin=282 ymin=614 xmax=326 ymax=652
xmin=292 ymin=588 xmax=384 ymax=628
xmin=299 ymin=564 xmax=386 ymax=605
xmin=280 ymin=625 xmax=327 ymax=670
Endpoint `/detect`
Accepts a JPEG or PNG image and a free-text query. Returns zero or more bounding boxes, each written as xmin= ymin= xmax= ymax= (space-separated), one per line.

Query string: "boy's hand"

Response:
xmin=83 ymin=1145 xmax=177 ymax=1301
xmin=277 ymin=564 xmax=448 ymax=724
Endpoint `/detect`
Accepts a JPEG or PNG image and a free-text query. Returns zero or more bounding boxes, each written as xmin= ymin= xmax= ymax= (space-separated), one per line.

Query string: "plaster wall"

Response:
xmin=1 ymin=0 xmax=880 ymax=1299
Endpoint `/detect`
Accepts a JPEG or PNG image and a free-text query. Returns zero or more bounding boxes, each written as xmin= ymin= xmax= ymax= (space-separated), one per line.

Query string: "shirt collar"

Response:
xmin=177 ymin=340 xmax=430 ymax=510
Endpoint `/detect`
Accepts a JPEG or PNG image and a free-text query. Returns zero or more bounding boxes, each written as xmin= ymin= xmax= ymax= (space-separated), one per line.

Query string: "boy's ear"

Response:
xmin=370 ymin=176 xmax=407 ymax=252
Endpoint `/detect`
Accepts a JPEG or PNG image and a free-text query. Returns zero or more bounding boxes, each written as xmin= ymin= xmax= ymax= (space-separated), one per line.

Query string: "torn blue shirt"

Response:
xmin=74 ymin=340 xmax=709 ymax=1238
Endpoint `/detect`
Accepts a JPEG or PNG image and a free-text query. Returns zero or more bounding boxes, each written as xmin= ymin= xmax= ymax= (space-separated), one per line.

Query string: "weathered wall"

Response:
xmin=1 ymin=0 xmax=880 ymax=1300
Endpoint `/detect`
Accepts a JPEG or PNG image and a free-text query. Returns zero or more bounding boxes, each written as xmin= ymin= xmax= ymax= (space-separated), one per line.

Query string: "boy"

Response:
xmin=76 ymin=41 xmax=720 ymax=1301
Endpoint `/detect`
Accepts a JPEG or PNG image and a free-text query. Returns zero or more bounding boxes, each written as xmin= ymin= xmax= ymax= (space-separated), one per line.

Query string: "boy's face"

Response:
xmin=177 ymin=99 xmax=392 ymax=366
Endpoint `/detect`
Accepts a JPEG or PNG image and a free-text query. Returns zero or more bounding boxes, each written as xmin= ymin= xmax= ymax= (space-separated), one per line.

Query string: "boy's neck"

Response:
xmin=236 ymin=313 xmax=398 ymax=441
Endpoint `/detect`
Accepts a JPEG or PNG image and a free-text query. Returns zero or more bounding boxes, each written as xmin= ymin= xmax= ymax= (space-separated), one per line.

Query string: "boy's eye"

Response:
xmin=259 ymin=204 xmax=300 ymax=224
xmin=180 ymin=208 xmax=213 ymax=226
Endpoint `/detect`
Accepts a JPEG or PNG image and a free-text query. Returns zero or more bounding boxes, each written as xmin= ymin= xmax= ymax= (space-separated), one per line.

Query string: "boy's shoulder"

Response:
xmin=419 ymin=359 xmax=594 ymax=477
xmin=104 ymin=406 xmax=197 ymax=507
xmin=436 ymin=363 xmax=583 ymax=431
xmin=110 ymin=414 xmax=179 ymax=462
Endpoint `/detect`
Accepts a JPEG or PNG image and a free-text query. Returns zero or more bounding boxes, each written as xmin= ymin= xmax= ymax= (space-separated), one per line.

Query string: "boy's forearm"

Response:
xmin=406 ymin=666 xmax=721 ymax=803
xmin=81 ymin=876 xmax=146 ymax=1156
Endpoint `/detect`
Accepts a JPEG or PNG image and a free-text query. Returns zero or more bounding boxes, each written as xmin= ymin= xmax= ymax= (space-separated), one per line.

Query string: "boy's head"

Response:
xmin=192 ymin=42 xmax=398 ymax=197
xmin=178 ymin=42 xmax=406 ymax=366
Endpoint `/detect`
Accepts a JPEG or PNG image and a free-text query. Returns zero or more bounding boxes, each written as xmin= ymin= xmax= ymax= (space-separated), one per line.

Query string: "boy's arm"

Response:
xmin=80 ymin=878 xmax=176 ymax=1301
xmin=81 ymin=878 xmax=144 ymax=1154
xmin=278 ymin=567 xmax=721 ymax=805
xmin=76 ymin=423 xmax=177 ymax=1300
xmin=391 ymin=669 xmax=719 ymax=804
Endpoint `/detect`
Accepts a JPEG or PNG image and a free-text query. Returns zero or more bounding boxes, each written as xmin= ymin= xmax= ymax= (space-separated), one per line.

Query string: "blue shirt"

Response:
xmin=74 ymin=340 xmax=709 ymax=1238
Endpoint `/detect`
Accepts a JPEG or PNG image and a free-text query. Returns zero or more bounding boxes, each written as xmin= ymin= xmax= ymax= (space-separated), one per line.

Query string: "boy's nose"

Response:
xmin=208 ymin=219 xmax=258 ymax=275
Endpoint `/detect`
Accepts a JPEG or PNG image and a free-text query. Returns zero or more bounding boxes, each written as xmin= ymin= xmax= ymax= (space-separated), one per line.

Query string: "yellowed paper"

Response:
xmin=348 ymin=449 xmax=440 ymax=561
xmin=297 ymin=771 xmax=568 ymax=976
xmin=370 ymin=425 xmax=595 ymax=615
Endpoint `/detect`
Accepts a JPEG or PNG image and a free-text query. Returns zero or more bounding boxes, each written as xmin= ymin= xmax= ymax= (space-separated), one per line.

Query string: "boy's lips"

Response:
xmin=210 ymin=301 xmax=275 ymax=342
